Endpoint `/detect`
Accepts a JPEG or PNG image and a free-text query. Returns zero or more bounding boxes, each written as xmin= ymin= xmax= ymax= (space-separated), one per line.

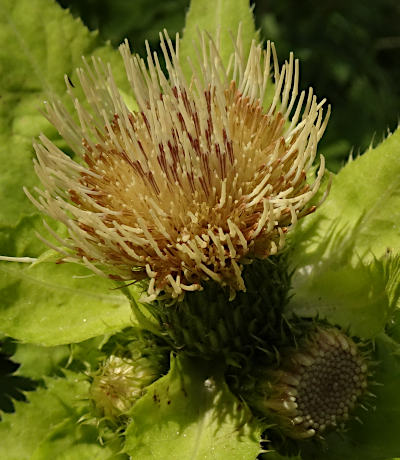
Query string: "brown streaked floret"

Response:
xmin=25 ymin=30 xmax=329 ymax=301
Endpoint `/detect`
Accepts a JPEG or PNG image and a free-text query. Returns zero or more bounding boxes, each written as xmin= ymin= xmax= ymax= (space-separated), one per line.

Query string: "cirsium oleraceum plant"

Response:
xmin=20 ymin=24 xmax=374 ymax=449
xmin=1 ymin=0 xmax=400 ymax=459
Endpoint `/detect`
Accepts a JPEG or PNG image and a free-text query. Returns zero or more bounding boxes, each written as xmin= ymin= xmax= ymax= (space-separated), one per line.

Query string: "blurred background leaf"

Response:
xmin=57 ymin=0 xmax=399 ymax=172
xmin=254 ymin=0 xmax=400 ymax=172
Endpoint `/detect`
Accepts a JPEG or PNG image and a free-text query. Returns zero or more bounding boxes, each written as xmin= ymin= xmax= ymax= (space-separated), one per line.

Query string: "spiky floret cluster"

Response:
xmin=260 ymin=328 xmax=369 ymax=439
xmin=89 ymin=329 xmax=168 ymax=420
xmin=90 ymin=355 xmax=146 ymax=418
xmin=26 ymin=30 xmax=329 ymax=301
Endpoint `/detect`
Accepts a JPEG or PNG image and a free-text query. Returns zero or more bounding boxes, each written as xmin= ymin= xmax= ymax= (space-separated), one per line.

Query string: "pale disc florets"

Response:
xmin=90 ymin=354 xmax=161 ymax=419
xmin=262 ymin=328 xmax=369 ymax=439
xmin=26 ymin=30 xmax=329 ymax=301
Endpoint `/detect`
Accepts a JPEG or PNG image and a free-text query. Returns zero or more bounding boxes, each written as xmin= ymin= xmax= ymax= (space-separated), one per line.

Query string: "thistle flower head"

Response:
xmin=261 ymin=328 xmax=369 ymax=439
xmin=27 ymin=30 xmax=329 ymax=301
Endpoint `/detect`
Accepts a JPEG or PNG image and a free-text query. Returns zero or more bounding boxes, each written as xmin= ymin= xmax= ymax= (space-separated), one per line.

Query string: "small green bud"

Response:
xmin=89 ymin=330 xmax=168 ymax=421
xmin=90 ymin=355 xmax=150 ymax=418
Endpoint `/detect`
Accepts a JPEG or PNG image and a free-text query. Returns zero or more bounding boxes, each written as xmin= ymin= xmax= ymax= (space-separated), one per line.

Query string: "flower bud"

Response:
xmin=247 ymin=327 xmax=370 ymax=439
xmin=89 ymin=330 xmax=168 ymax=420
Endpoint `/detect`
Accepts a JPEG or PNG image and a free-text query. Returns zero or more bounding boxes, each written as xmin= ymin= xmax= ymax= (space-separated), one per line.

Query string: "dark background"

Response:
xmin=57 ymin=0 xmax=400 ymax=172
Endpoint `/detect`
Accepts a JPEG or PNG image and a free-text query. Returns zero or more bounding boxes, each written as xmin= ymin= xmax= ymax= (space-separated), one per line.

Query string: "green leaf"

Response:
xmin=0 ymin=372 xmax=88 ymax=460
xmin=0 ymin=215 xmax=135 ymax=346
xmin=0 ymin=338 xmax=37 ymax=414
xmin=13 ymin=342 xmax=70 ymax=380
xmin=12 ymin=336 xmax=106 ymax=381
xmin=0 ymin=214 xmax=59 ymax=259
xmin=292 ymin=127 xmax=400 ymax=268
xmin=0 ymin=261 xmax=134 ymax=346
xmin=0 ymin=0 xmax=129 ymax=230
xmin=31 ymin=418 xmax=126 ymax=460
xmin=0 ymin=369 xmax=125 ymax=459
xmin=288 ymin=128 xmax=400 ymax=337
xmin=301 ymin=334 xmax=400 ymax=460
xmin=124 ymin=355 xmax=261 ymax=459
xmin=180 ymin=0 xmax=257 ymax=79
xmin=288 ymin=253 xmax=400 ymax=339
xmin=386 ymin=309 xmax=400 ymax=344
